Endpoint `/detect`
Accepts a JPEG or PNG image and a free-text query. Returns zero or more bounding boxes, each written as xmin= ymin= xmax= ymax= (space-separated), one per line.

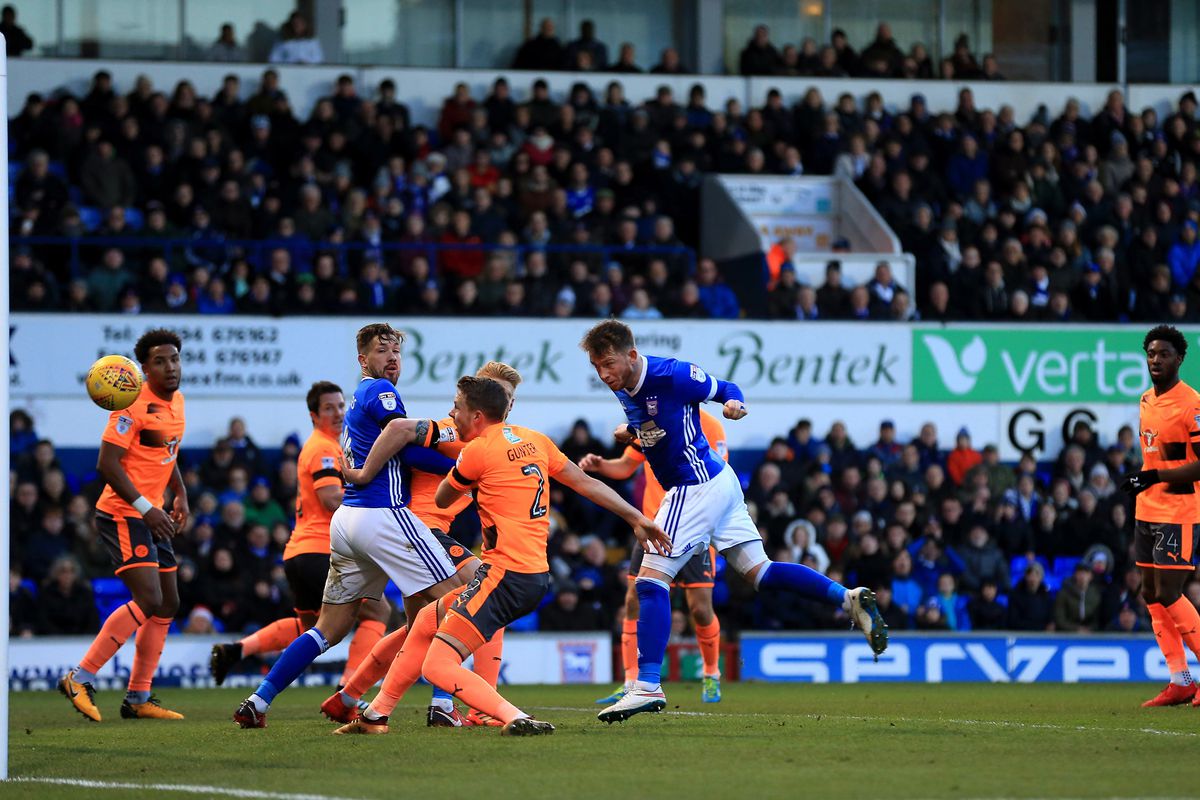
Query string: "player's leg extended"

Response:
xmin=235 ymin=601 xmax=358 ymax=728
xmin=322 ymin=623 xmax=408 ymax=722
xmin=123 ymin=564 xmax=183 ymax=720
xmin=341 ymin=597 xmax=391 ymax=686
xmin=335 ymin=598 xmax=450 ymax=733
xmin=464 ymin=627 xmax=506 ymax=726
xmin=685 ymin=585 xmax=722 ymax=703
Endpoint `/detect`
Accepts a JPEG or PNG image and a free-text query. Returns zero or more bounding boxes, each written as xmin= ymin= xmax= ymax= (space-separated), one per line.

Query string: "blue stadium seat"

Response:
xmin=1052 ymin=556 xmax=1081 ymax=582
xmin=78 ymin=205 xmax=103 ymax=232
xmin=124 ymin=206 xmax=145 ymax=231
xmin=47 ymin=160 xmax=67 ymax=180
xmin=92 ymin=577 xmax=132 ymax=619
xmin=507 ymin=610 xmax=538 ymax=632
xmin=19 ymin=578 xmax=37 ymax=598
xmin=1008 ymin=555 xmax=1050 ymax=589
xmin=712 ymin=554 xmax=729 ymax=606
xmin=8 ymin=162 xmax=21 ymax=185
xmin=994 ymin=593 xmax=1009 ymax=609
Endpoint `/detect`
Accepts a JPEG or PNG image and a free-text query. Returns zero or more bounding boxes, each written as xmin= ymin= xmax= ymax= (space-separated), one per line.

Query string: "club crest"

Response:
xmin=647 ymin=397 xmax=658 ymax=416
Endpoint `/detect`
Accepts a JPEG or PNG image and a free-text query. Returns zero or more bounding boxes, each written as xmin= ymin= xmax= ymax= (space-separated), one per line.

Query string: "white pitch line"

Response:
xmin=532 ymin=706 xmax=1199 ymax=738
xmin=5 ymin=777 xmax=362 ymax=800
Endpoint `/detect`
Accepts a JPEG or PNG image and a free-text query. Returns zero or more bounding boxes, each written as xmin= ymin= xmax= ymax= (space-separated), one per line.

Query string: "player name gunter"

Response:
xmin=506 ymin=441 xmax=538 ymax=461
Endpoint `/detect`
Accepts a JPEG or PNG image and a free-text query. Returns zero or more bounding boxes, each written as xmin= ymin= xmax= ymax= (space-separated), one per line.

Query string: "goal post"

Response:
xmin=2 ymin=33 xmax=12 ymax=782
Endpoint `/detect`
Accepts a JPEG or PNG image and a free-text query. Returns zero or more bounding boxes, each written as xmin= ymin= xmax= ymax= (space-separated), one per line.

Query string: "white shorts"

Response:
xmin=324 ymin=505 xmax=456 ymax=604
xmin=642 ymin=463 xmax=763 ymax=580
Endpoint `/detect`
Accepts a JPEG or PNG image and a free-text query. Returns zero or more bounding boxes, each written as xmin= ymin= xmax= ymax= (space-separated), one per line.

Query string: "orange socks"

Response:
xmin=80 ymin=601 xmax=145 ymax=674
xmin=369 ymin=606 xmax=438 ymax=718
xmin=1166 ymin=597 xmax=1200 ymax=659
xmin=471 ymin=627 xmax=505 ymax=688
xmin=341 ymin=620 xmax=388 ymax=686
xmin=1150 ymin=602 xmax=1188 ymax=673
xmin=343 ymin=625 xmax=408 ymax=700
xmin=128 ymin=616 xmax=172 ymax=693
xmin=695 ymin=618 xmax=722 ymax=678
xmin=240 ymin=617 xmax=305 ymax=657
xmin=423 ymin=638 xmax=522 ymax=724
xmin=621 ymin=618 xmax=639 ymax=684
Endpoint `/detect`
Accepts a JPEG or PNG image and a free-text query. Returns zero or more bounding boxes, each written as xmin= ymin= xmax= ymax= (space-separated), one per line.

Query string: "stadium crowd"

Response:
xmin=9 ymin=406 xmax=1186 ymax=640
xmin=9 ymin=49 xmax=1200 ymax=323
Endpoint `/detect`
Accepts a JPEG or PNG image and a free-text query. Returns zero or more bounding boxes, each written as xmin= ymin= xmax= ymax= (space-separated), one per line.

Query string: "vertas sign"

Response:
xmin=9 ymin=315 xmax=910 ymax=402
xmin=912 ymin=327 xmax=1200 ymax=403
xmin=740 ymin=633 xmax=1198 ymax=683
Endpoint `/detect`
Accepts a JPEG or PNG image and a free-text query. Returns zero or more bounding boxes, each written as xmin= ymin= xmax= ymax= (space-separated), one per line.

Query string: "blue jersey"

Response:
xmin=341 ymin=376 xmax=409 ymax=508
xmin=613 ymin=355 xmax=727 ymax=490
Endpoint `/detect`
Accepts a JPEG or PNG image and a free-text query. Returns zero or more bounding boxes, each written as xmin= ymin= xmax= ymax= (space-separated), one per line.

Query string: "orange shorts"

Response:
xmin=1134 ymin=520 xmax=1196 ymax=570
xmin=439 ymin=564 xmax=549 ymax=651
xmin=95 ymin=511 xmax=177 ymax=574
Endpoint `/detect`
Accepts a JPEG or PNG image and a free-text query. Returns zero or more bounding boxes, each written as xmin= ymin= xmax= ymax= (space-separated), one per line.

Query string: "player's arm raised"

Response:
xmin=97 ymin=441 xmax=175 ymax=541
xmin=554 ymin=460 xmax=671 ymax=555
xmin=674 ymin=362 xmax=747 ymax=420
xmin=343 ymin=417 xmax=441 ymax=485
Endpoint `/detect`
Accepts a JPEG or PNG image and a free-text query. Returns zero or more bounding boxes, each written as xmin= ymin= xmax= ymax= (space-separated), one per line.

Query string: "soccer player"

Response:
xmin=58 ymin=329 xmax=188 ymax=721
xmin=583 ymin=409 xmax=729 ymax=704
xmin=1118 ymin=325 xmax=1200 ymax=707
xmin=233 ymin=323 xmax=460 ymax=728
xmin=580 ymin=321 xmax=887 ymax=723
xmin=321 ymin=361 xmax=523 ymax=728
xmin=332 ymin=376 xmax=669 ymax=736
xmin=209 ymin=381 xmax=391 ymax=687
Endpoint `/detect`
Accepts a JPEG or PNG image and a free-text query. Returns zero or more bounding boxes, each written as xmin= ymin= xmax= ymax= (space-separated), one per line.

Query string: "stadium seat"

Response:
xmin=1051 ymin=557 xmax=1081 ymax=583
xmin=92 ymin=577 xmax=133 ymax=619
xmin=78 ymin=205 xmax=103 ymax=232
xmin=712 ymin=554 xmax=729 ymax=606
xmin=19 ymin=578 xmax=36 ymax=598
xmin=124 ymin=206 xmax=145 ymax=231
xmin=1008 ymin=555 xmax=1050 ymax=589
xmin=46 ymin=160 xmax=67 ymax=180
xmin=506 ymin=610 xmax=538 ymax=632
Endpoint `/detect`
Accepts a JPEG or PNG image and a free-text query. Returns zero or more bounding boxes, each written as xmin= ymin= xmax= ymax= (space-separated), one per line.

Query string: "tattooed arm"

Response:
xmin=342 ymin=418 xmax=439 ymax=485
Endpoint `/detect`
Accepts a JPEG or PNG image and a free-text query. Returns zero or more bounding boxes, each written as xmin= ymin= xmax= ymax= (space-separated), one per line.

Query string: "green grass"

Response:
xmin=6 ymin=682 xmax=1199 ymax=799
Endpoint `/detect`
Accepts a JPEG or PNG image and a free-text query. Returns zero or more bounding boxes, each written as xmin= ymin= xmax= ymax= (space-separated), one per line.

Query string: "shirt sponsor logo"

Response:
xmin=1143 ymin=428 xmax=1159 ymax=453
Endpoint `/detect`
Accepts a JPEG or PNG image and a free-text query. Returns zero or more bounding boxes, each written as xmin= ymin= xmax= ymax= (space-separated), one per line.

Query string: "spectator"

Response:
xmin=0 ymin=5 xmax=32 ymax=57
xmin=209 ymin=23 xmax=246 ymax=62
xmin=269 ymin=12 xmax=323 ymax=64
xmin=859 ymin=23 xmax=904 ymax=77
xmin=1169 ymin=220 xmax=1200 ymax=289
xmin=1008 ymin=562 xmax=1054 ymax=630
xmin=36 ymin=556 xmax=98 ymax=635
xmin=81 ymin=140 xmax=136 ymax=209
xmin=959 ymin=526 xmax=1010 ymax=592
xmin=651 ymin=48 xmax=687 ymax=75
xmin=611 ymin=43 xmax=641 ymax=73
xmin=968 ymin=580 xmax=1007 ymax=630
xmin=513 ymin=18 xmax=564 ymax=71
xmin=565 ymin=20 xmax=608 ymax=71
xmin=739 ymin=25 xmax=779 ymax=76
xmin=946 ymin=427 xmax=982 ymax=486
xmin=1054 ymin=563 xmax=1102 ymax=632
xmin=695 ymin=258 xmax=739 ymax=318
xmin=10 ymin=568 xmax=37 ymax=637
xmin=540 ymin=582 xmax=606 ymax=630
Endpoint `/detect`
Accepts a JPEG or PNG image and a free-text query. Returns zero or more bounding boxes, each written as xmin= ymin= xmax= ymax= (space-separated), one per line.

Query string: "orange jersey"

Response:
xmin=96 ymin=387 xmax=185 ymax=518
xmin=446 ymin=422 xmax=568 ymax=573
xmin=408 ymin=417 xmax=471 ymax=531
xmin=1137 ymin=380 xmax=1200 ymax=523
xmin=626 ymin=409 xmax=729 ymax=517
xmin=284 ymin=428 xmax=346 ymax=559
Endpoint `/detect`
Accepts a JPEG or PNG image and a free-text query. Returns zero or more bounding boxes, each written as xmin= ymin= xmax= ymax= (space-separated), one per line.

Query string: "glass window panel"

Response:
xmin=343 ymin=0 xmax=454 ymax=67
xmin=181 ymin=0 xmax=297 ymax=62
xmin=61 ymin=0 xmax=181 ymax=60
xmin=7 ymin=0 xmax=58 ymax=56
xmin=723 ymin=0 xmax=826 ymax=75
xmin=1168 ymin=0 xmax=1198 ymax=83
xmin=462 ymin=0 xmax=525 ymax=68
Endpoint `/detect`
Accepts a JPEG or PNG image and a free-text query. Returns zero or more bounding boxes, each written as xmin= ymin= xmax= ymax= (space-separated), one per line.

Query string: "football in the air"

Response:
xmin=85 ymin=355 xmax=143 ymax=411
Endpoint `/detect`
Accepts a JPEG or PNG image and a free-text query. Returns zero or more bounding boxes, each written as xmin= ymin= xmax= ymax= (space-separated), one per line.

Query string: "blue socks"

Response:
xmin=431 ymin=686 xmax=454 ymax=712
xmin=758 ymin=561 xmax=847 ymax=606
xmin=635 ymin=578 xmax=671 ymax=690
xmin=250 ymin=627 xmax=329 ymax=712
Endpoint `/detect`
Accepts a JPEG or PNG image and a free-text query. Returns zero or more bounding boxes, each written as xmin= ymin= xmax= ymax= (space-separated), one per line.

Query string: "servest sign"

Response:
xmin=741 ymin=633 xmax=1198 ymax=683
xmin=912 ymin=327 xmax=1200 ymax=403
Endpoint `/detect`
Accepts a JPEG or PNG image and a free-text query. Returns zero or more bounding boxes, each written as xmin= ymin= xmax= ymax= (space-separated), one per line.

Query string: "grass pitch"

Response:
xmin=5 ymin=682 xmax=1197 ymax=799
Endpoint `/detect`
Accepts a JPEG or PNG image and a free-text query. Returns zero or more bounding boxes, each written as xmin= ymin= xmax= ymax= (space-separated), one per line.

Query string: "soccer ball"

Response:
xmin=86 ymin=355 xmax=143 ymax=411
